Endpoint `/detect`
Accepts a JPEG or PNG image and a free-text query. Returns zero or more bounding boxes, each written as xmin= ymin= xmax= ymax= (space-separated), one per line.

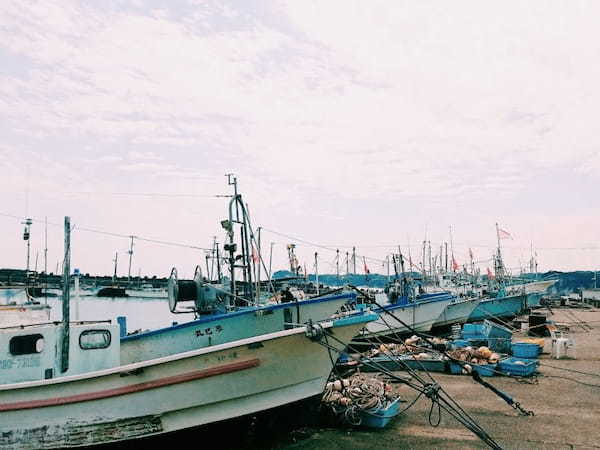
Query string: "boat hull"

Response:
xmin=0 ymin=314 xmax=373 ymax=449
xmin=355 ymin=297 xmax=452 ymax=340
xmin=432 ymin=298 xmax=481 ymax=328
xmin=121 ymin=292 xmax=355 ymax=364
xmin=467 ymin=294 xmax=527 ymax=322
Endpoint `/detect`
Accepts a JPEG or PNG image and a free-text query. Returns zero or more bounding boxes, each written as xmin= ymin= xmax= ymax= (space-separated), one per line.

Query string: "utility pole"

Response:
xmin=113 ymin=252 xmax=118 ymax=285
xmin=61 ymin=216 xmax=71 ymax=373
xmin=22 ymin=218 xmax=32 ymax=273
xmin=127 ymin=236 xmax=134 ymax=283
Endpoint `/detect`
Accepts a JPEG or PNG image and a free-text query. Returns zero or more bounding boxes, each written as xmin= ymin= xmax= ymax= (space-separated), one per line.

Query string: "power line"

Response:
xmin=0 ymin=211 xmax=211 ymax=251
xmin=260 ymin=228 xmax=386 ymax=264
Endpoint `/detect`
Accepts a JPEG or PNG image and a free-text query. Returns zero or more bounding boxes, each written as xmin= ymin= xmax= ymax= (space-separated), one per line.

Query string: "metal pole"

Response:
xmin=315 ymin=252 xmax=319 ymax=295
xmin=387 ymin=255 xmax=390 ymax=282
xmin=346 ymin=251 xmax=349 ymax=275
xmin=127 ymin=236 xmax=134 ymax=283
xmin=113 ymin=252 xmax=118 ymax=285
xmin=216 ymin=241 xmax=222 ymax=283
xmin=352 ymin=246 xmax=356 ymax=274
xmin=61 ymin=216 xmax=71 ymax=373
xmin=257 ymin=227 xmax=262 ymax=301
xmin=268 ymin=242 xmax=274 ymax=284
xmin=44 ymin=216 xmax=48 ymax=274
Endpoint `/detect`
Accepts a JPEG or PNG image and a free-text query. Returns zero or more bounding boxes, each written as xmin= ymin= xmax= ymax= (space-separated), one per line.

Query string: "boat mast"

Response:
xmin=61 ymin=216 xmax=71 ymax=373
xmin=314 ymin=252 xmax=319 ymax=295
xmin=224 ymin=174 xmax=254 ymax=304
xmin=494 ymin=223 xmax=506 ymax=282
xmin=44 ymin=216 xmax=48 ymax=274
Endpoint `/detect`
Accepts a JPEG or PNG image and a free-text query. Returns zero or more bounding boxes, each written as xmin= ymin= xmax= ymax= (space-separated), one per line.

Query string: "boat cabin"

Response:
xmin=0 ymin=322 xmax=120 ymax=384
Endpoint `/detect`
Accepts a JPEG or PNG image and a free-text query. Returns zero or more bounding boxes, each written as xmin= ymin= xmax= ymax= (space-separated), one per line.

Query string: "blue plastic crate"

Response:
xmin=482 ymin=319 xmax=513 ymax=340
xmin=462 ymin=323 xmax=485 ymax=338
xmin=472 ymin=363 xmax=497 ymax=377
xmin=359 ymin=397 xmax=402 ymax=428
xmin=497 ymin=357 xmax=537 ymax=377
xmin=448 ymin=361 xmax=496 ymax=376
xmin=466 ymin=337 xmax=488 ymax=347
xmin=511 ymin=342 xmax=540 ymax=359
xmin=487 ymin=337 xmax=511 ymax=353
xmin=448 ymin=360 xmax=465 ymax=374
xmin=451 ymin=339 xmax=469 ymax=349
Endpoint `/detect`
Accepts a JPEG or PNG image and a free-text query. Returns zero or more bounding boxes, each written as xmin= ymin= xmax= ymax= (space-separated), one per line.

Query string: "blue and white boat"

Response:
xmin=353 ymin=291 xmax=453 ymax=340
xmin=431 ymin=294 xmax=481 ymax=329
xmin=466 ymin=290 xmax=528 ymax=322
xmin=122 ymin=176 xmax=360 ymax=362
xmin=121 ymin=286 xmax=358 ymax=363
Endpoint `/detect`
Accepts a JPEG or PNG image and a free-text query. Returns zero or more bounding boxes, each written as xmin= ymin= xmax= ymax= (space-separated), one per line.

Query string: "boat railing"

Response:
xmin=0 ymin=319 xmax=112 ymax=331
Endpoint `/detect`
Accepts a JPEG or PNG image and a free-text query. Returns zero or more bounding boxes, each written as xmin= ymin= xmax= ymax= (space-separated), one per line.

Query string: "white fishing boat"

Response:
xmin=125 ymin=284 xmax=167 ymax=299
xmin=121 ymin=273 xmax=358 ymax=363
xmin=0 ymin=310 xmax=376 ymax=449
xmin=431 ymin=295 xmax=481 ymax=329
xmin=354 ymin=292 xmax=452 ymax=340
xmin=120 ymin=178 xmax=360 ymax=363
xmin=0 ymin=287 xmax=51 ymax=327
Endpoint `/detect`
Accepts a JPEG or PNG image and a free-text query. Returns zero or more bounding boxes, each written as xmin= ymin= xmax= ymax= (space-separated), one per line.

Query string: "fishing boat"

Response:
xmin=0 ymin=214 xmax=379 ymax=449
xmin=466 ymin=290 xmax=528 ymax=322
xmin=121 ymin=177 xmax=360 ymax=362
xmin=352 ymin=291 xmax=453 ymax=341
xmin=0 ymin=309 xmax=377 ymax=448
xmin=120 ymin=267 xmax=360 ymax=363
xmin=0 ymin=286 xmax=51 ymax=327
xmin=431 ymin=294 xmax=481 ymax=329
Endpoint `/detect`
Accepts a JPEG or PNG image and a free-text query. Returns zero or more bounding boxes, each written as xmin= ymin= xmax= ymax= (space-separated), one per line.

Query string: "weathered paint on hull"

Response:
xmin=467 ymin=294 xmax=526 ymax=322
xmin=0 ymin=315 xmax=371 ymax=449
xmin=356 ymin=298 xmax=452 ymax=339
xmin=432 ymin=298 xmax=481 ymax=328
xmin=121 ymin=292 xmax=354 ymax=364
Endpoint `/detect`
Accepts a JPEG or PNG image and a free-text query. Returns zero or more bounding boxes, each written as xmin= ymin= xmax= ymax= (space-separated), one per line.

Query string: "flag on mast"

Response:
xmin=498 ymin=228 xmax=513 ymax=239
xmin=487 ymin=267 xmax=495 ymax=279
xmin=363 ymin=256 xmax=370 ymax=274
xmin=452 ymin=257 xmax=459 ymax=272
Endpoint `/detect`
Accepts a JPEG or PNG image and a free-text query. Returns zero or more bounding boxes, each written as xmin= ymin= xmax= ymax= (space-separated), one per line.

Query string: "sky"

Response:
xmin=1 ymin=0 xmax=599 ymax=279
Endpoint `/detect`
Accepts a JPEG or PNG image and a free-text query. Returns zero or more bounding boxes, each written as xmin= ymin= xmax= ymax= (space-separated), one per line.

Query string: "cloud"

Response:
xmin=0 ymin=1 xmax=599 ymax=273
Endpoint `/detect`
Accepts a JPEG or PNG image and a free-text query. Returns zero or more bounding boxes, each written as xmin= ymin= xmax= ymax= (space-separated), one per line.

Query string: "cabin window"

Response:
xmin=79 ymin=330 xmax=111 ymax=350
xmin=9 ymin=334 xmax=44 ymax=355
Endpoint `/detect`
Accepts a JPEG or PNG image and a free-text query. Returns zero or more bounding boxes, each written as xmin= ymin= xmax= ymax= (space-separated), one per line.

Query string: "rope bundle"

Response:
xmin=321 ymin=372 xmax=399 ymax=426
